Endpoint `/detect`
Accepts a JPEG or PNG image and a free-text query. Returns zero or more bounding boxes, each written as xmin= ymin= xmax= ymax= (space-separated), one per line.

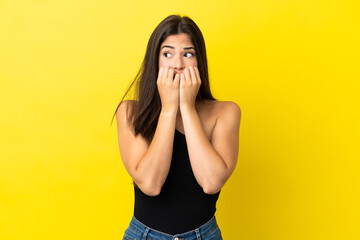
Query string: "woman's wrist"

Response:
xmin=160 ymin=107 xmax=178 ymax=116
xmin=180 ymin=103 xmax=196 ymax=113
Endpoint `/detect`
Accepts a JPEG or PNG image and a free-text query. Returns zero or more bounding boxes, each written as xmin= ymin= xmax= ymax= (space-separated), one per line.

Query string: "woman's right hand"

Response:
xmin=157 ymin=66 xmax=180 ymax=113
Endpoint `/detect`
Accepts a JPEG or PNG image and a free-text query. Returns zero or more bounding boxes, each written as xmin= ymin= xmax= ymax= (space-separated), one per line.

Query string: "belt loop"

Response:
xmin=195 ymin=228 xmax=201 ymax=240
xmin=142 ymin=227 xmax=150 ymax=240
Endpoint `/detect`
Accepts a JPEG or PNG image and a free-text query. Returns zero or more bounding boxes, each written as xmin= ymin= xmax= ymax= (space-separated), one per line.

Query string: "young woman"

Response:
xmin=112 ymin=14 xmax=241 ymax=240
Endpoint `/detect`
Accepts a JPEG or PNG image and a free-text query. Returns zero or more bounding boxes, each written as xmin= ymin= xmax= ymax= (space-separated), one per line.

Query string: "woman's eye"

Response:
xmin=163 ymin=52 xmax=194 ymax=58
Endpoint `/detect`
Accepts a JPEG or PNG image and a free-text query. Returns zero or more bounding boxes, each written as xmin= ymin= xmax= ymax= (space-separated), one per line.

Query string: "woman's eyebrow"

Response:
xmin=161 ymin=45 xmax=195 ymax=50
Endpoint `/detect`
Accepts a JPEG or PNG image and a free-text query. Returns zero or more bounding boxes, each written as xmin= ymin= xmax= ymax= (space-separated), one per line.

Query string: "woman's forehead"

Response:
xmin=161 ymin=33 xmax=193 ymax=47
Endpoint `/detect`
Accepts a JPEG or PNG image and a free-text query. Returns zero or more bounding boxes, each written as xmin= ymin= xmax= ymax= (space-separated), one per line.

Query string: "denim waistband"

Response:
xmin=128 ymin=215 xmax=218 ymax=239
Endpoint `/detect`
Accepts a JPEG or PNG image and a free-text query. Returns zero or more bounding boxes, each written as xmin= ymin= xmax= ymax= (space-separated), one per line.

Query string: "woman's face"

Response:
xmin=158 ymin=33 xmax=198 ymax=75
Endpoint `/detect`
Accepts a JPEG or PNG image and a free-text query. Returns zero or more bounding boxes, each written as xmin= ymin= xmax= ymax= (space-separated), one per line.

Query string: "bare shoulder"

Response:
xmin=201 ymin=99 xmax=241 ymax=118
xmin=214 ymin=100 xmax=241 ymax=114
xmin=197 ymin=100 xmax=241 ymax=139
xmin=116 ymin=99 xmax=137 ymax=114
xmin=204 ymin=100 xmax=241 ymax=136
xmin=116 ymin=100 xmax=137 ymax=126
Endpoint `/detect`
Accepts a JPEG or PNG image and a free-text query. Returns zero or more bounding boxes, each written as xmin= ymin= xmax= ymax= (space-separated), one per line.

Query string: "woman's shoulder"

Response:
xmin=198 ymin=99 xmax=241 ymax=131
xmin=198 ymin=99 xmax=241 ymax=139
xmin=120 ymin=99 xmax=138 ymax=106
xmin=200 ymin=99 xmax=241 ymax=116
xmin=117 ymin=100 xmax=138 ymax=112
xmin=116 ymin=100 xmax=138 ymax=124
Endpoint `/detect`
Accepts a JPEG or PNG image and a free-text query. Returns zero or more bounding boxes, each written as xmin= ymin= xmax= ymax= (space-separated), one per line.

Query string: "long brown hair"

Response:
xmin=110 ymin=14 xmax=216 ymax=144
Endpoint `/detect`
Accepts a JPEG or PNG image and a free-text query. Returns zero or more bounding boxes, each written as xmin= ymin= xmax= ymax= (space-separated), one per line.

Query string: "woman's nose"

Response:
xmin=173 ymin=55 xmax=184 ymax=71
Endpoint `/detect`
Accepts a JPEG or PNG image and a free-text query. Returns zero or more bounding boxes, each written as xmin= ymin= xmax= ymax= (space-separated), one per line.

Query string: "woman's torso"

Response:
xmin=175 ymin=99 xmax=219 ymax=140
xmin=133 ymin=99 xmax=225 ymax=234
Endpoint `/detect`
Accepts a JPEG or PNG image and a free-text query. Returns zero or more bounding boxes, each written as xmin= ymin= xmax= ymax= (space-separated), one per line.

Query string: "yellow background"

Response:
xmin=1 ymin=0 xmax=359 ymax=239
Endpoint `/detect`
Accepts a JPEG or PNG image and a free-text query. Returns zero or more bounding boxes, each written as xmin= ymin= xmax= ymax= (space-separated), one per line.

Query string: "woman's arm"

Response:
xmin=116 ymin=100 xmax=177 ymax=196
xmin=180 ymin=101 xmax=241 ymax=194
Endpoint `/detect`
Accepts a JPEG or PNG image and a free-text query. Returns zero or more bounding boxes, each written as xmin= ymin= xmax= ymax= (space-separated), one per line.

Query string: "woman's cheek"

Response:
xmin=159 ymin=60 xmax=170 ymax=68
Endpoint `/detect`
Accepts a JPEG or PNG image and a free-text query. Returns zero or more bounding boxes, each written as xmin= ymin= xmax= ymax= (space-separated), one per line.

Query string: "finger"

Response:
xmin=194 ymin=66 xmax=201 ymax=84
xmin=184 ymin=67 xmax=191 ymax=84
xmin=168 ymin=68 xmax=174 ymax=81
xmin=157 ymin=67 xmax=164 ymax=83
xmin=163 ymin=67 xmax=169 ymax=83
xmin=189 ymin=66 xmax=197 ymax=84
xmin=174 ymin=73 xmax=180 ymax=84
xmin=180 ymin=72 xmax=185 ymax=86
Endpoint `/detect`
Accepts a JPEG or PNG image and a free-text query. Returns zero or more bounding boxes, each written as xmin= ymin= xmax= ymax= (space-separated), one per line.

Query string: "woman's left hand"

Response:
xmin=179 ymin=66 xmax=202 ymax=110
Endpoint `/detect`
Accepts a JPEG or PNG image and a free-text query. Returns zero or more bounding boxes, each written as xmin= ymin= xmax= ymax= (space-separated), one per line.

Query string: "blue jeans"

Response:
xmin=123 ymin=215 xmax=223 ymax=240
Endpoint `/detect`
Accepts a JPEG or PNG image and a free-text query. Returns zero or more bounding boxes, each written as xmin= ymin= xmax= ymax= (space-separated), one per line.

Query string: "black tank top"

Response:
xmin=133 ymin=129 xmax=221 ymax=234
